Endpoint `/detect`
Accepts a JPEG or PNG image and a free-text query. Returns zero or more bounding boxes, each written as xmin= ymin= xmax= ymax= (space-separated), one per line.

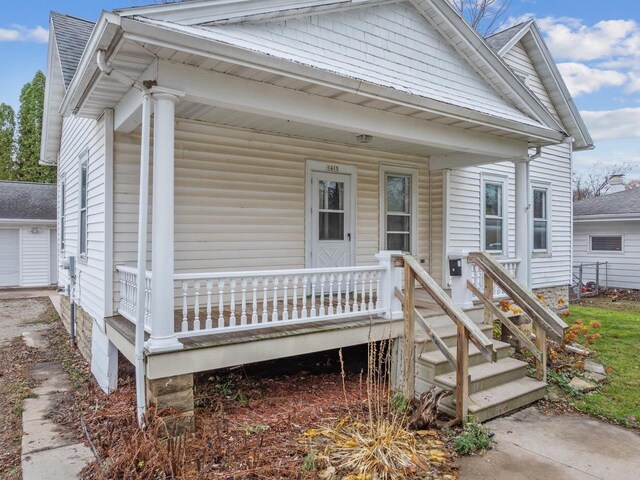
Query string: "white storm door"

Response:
xmin=0 ymin=229 xmax=20 ymax=287
xmin=311 ymin=172 xmax=353 ymax=268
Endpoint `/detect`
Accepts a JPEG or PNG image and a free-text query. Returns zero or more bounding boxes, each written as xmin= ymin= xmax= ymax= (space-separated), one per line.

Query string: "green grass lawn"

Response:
xmin=567 ymin=305 xmax=640 ymax=428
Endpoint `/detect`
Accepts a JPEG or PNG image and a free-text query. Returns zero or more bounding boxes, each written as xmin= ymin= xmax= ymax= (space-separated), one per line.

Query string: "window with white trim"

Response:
xmin=79 ymin=152 xmax=88 ymax=257
xmin=381 ymin=166 xmax=417 ymax=254
xmin=533 ymin=187 xmax=549 ymax=251
xmin=483 ymin=181 xmax=504 ymax=253
xmin=590 ymin=236 xmax=622 ymax=252
xmin=59 ymin=176 xmax=65 ymax=251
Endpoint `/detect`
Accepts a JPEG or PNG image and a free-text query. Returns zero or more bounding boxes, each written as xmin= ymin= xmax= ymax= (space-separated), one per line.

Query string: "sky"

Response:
xmin=0 ymin=0 xmax=638 ymax=176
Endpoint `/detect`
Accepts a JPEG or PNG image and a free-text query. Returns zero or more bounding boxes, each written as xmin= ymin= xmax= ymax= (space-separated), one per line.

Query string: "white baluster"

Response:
xmin=360 ymin=272 xmax=367 ymax=312
xmin=240 ymin=279 xmax=247 ymax=326
xmin=336 ymin=273 xmax=343 ymax=314
xmin=262 ymin=277 xmax=269 ymax=323
xmin=301 ymin=275 xmax=308 ymax=319
xmin=352 ymin=273 xmax=359 ymax=313
xmin=292 ymin=275 xmax=299 ymax=320
xmin=181 ymin=281 xmax=188 ymax=332
xmin=310 ymin=275 xmax=317 ymax=317
xmin=229 ymin=279 xmax=237 ymax=327
xmin=217 ymin=279 xmax=225 ymax=329
xmin=193 ymin=281 xmax=201 ymax=331
xmin=368 ymin=272 xmax=374 ymax=311
xmin=282 ymin=276 xmax=289 ymax=321
xmin=319 ymin=274 xmax=326 ymax=316
xmin=206 ymin=280 xmax=213 ymax=330
xmin=375 ymin=272 xmax=381 ymax=310
xmin=328 ymin=274 xmax=334 ymax=315
xmin=345 ymin=273 xmax=351 ymax=314
xmin=272 ymin=277 xmax=280 ymax=322
xmin=251 ymin=278 xmax=259 ymax=324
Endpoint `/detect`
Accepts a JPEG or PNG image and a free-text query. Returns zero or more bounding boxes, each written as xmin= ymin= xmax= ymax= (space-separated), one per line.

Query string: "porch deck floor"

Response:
xmin=106 ymin=312 xmax=401 ymax=353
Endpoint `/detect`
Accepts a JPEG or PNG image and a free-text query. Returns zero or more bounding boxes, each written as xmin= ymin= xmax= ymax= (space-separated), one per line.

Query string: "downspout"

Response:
xmin=97 ymin=49 xmax=151 ymax=427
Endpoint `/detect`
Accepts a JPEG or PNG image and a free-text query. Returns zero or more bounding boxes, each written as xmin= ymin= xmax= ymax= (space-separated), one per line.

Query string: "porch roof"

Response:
xmin=54 ymin=0 xmax=568 ymax=153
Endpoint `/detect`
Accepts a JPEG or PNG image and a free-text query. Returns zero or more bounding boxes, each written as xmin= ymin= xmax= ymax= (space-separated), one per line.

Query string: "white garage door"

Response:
xmin=0 ymin=229 xmax=20 ymax=287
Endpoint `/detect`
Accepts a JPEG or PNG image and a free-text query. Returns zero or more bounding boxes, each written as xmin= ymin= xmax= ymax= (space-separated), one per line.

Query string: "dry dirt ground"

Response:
xmin=0 ymin=290 xmax=54 ymax=346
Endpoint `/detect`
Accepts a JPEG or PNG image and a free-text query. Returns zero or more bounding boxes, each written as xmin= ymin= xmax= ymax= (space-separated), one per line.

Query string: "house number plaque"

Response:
xmin=326 ymin=165 xmax=340 ymax=172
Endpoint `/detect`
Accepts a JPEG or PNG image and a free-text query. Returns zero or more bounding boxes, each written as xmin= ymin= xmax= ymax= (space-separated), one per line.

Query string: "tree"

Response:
xmin=572 ymin=162 xmax=638 ymax=202
xmin=451 ymin=0 xmax=514 ymax=35
xmin=15 ymin=70 xmax=55 ymax=183
xmin=0 ymin=103 xmax=15 ymax=180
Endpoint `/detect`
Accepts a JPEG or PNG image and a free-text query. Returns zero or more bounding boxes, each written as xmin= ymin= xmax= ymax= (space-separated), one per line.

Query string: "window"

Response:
xmin=79 ymin=152 xmax=88 ymax=257
xmin=59 ymin=177 xmax=65 ymax=251
xmin=533 ymin=187 xmax=549 ymax=251
xmin=381 ymin=167 xmax=416 ymax=253
xmin=590 ymin=236 xmax=623 ymax=252
xmin=484 ymin=181 xmax=504 ymax=253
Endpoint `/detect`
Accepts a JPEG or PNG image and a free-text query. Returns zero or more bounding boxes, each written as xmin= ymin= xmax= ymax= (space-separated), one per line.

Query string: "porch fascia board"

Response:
xmin=116 ymin=17 xmax=564 ymax=145
xmin=429 ymin=152 xmax=529 ymax=171
xmin=154 ymin=59 xmax=529 ymax=158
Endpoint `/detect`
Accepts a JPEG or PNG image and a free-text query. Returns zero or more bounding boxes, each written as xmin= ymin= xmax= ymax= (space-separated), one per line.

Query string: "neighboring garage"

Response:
xmin=0 ymin=181 xmax=57 ymax=288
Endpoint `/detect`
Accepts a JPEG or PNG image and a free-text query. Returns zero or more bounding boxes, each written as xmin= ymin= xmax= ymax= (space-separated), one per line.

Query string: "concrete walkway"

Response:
xmin=459 ymin=407 xmax=640 ymax=480
xmin=20 ymin=331 xmax=93 ymax=479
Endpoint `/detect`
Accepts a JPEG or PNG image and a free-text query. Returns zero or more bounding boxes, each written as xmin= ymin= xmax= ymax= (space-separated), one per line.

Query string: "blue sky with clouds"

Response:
xmin=0 ymin=0 xmax=638 ymax=175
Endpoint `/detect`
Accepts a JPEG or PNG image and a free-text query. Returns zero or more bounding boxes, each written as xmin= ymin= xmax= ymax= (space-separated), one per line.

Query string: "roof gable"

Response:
xmin=51 ymin=12 xmax=95 ymax=90
xmin=129 ymin=0 xmax=561 ymax=129
xmin=487 ymin=20 xmax=593 ymax=150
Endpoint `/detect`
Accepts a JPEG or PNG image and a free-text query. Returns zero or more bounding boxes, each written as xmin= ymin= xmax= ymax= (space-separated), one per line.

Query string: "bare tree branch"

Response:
xmin=572 ymin=162 xmax=639 ymax=201
xmin=452 ymin=0 xmax=514 ymax=35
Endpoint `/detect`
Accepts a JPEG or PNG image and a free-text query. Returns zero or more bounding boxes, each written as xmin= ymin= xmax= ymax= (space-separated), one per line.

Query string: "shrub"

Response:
xmin=452 ymin=422 xmax=494 ymax=455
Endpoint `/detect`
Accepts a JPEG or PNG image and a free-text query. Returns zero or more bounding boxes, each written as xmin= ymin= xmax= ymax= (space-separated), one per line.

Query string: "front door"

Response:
xmin=310 ymin=171 xmax=353 ymax=268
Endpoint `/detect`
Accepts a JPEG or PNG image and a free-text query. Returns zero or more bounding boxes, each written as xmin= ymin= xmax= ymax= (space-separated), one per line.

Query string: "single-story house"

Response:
xmin=41 ymin=1 xmax=590 ymax=423
xmin=0 ymin=181 xmax=57 ymax=288
xmin=574 ymin=187 xmax=640 ymax=290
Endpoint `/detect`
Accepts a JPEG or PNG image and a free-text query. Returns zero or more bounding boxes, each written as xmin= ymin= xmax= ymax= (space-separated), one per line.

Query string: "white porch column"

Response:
xmin=375 ymin=251 xmax=404 ymax=320
xmin=146 ymin=90 xmax=183 ymax=352
xmin=514 ymin=160 xmax=531 ymax=287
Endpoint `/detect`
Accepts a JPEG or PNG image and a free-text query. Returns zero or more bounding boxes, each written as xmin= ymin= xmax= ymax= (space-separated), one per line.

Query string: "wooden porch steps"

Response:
xmin=415 ymin=327 xmax=546 ymax=423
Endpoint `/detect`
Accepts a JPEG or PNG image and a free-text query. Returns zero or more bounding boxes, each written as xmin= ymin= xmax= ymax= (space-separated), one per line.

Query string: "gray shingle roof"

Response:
xmin=51 ymin=12 xmax=95 ymax=90
xmin=574 ymin=188 xmax=640 ymax=217
xmin=0 ymin=182 xmax=57 ymax=220
xmin=485 ymin=21 xmax=530 ymax=52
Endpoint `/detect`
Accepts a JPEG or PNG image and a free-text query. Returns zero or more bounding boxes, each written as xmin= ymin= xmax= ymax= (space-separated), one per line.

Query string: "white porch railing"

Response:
xmin=117 ymin=266 xmax=152 ymax=332
xmin=116 ymin=259 xmax=400 ymax=339
xmin=470 ymin=258 xmax=520 ymax=299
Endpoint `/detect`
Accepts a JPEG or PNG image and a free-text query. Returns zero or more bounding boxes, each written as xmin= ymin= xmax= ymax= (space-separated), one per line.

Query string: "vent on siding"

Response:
xmin=590 ymin=236 xmax=622 ymax=252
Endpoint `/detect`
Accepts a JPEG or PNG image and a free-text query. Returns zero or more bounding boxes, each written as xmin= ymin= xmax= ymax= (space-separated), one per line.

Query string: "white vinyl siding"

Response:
xmin=112 ymin=119 xmax=434 ymax=309
xmin=574 ymin=221 xmax=640 ymax=289
xmin=56 ymin=114 xmax=108 ymax=322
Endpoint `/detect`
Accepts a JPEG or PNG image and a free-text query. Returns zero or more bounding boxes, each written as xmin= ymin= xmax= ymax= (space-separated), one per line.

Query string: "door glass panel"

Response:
xmin=387 ymin=233 xmax=410 ymax=251
xmin=319 ymin=212 xmax=344 ymax=240
xmin=386 ymin=176 xmax=409 ymax=213
xmin=319 ymin=180 xmax=344 ymax=211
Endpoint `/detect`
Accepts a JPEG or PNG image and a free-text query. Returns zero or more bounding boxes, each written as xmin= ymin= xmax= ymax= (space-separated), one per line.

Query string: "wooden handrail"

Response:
xmin=467 ymin=252 xmax=568 ymax=341
xmin=403 ymin=255 xmax=496 ymax=362
xmin=395 ymin=288 xmax=457 ymax=369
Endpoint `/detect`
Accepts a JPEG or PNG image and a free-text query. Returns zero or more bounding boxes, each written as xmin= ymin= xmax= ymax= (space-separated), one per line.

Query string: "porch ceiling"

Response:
xmin=72 ymin=36 xmax=561 ymax=151
xmin=174 ymin=101 xmax=448 ymax=157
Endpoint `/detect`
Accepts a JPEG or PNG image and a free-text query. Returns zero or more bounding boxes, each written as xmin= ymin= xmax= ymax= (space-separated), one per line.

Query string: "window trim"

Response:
xmin=78 ymin=150 xmax=89 ymax=259
xmin=481 ymin=176 xmax=507 ymax=255
xmin=59 ymin=174 xmax=65 ymax=252
xmin=531 ymin=184 xmax=552 ymax=254
xmin=379 ymin=164 xmax=418 ymax=255
xmin=589 ymin=235 xmax=624 ymax=254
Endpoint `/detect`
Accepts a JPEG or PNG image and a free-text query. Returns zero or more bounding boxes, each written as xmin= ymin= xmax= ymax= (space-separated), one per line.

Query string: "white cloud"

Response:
xmin=581 ymin=108 xmax=640 ymax=141
xmin=0 ymin=25 xmax=48 ymax=43
xmin=536 ymin=18 xmax=639 ymax=62
xmin=557 ymin=63 xmax=628 ymax=97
